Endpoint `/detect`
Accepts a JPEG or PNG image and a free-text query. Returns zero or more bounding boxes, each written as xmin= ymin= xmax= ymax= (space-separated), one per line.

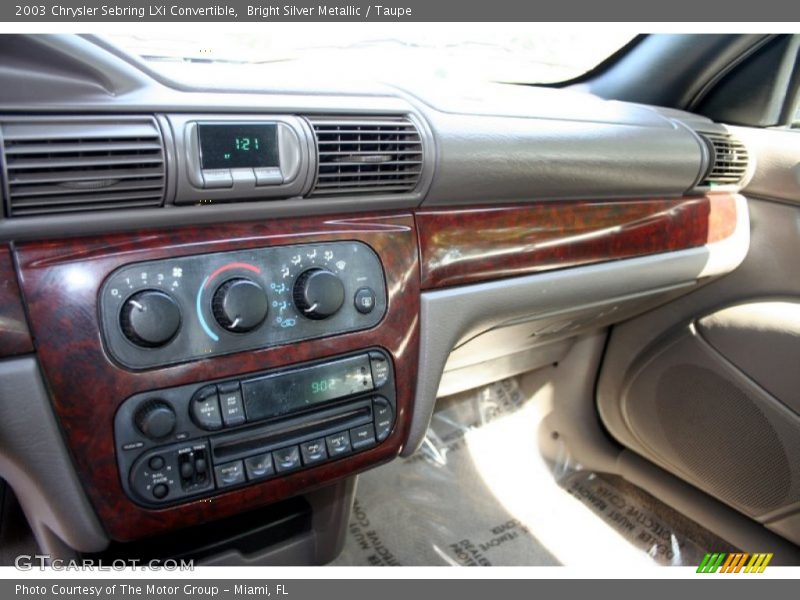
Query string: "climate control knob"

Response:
xmin=212 ymin=278 xmax=268 ymax=333
xmin=293 ymin=268 xmax=345 ymax=320
xmin=120 ymin=290 xmax=181 ymax=348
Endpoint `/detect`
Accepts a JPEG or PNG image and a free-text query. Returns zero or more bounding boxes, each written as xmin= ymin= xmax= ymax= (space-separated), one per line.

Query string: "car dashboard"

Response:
xmin=0 ymin=33 xmax=754 ymax=563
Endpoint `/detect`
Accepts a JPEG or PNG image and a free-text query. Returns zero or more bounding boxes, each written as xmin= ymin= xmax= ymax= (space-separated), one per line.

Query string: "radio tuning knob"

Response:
xmin=134 ymin=400 xmax=176 ymax=440
xmin=212 ymin=278 xmax=269 ymax=333
xmin=293 ymin=268 xmax=345 ymax=320
xmin=120 ymin=289 xmax=181 ymax=348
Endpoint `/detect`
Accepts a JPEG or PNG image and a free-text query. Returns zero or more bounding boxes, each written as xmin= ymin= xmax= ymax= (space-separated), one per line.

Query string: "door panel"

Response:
xmin=698 ymin=301 xmax=800 ymax=413
xmin=598 ymin=125 xmax=800 ymax=545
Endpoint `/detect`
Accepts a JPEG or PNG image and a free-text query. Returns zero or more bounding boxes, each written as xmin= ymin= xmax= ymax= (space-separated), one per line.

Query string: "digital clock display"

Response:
xmin=198 ymin=123 xmax=279 ymax=170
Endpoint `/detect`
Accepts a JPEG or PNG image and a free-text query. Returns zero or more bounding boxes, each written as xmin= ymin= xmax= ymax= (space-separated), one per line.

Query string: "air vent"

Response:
xmin=698 ymin=132 xmax=749 ymax=187
xmin=1 ymin=116 xmax=166 ymax=216
xmin=309 ymin=116 xmax=423 ymax=196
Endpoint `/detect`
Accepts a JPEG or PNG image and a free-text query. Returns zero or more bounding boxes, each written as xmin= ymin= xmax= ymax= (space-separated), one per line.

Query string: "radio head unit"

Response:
xmin=114 ymin=348 xmax=396 ymax=507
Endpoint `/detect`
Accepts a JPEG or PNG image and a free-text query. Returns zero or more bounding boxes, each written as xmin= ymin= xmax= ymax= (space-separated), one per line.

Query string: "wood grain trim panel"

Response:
xmin=12 ymin=193 xmax=741 ymax=543
xmin=15 ymin=213 xmax=419 ymax=542
xmin=416 ymin=194 xmax=740 ymax=290
xmin=0 ymin=244 xmax=33 ymax=357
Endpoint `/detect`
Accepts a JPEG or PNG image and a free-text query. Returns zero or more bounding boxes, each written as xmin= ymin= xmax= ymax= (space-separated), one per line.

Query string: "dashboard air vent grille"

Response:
xmin=309 ymin=116 xmax=423 ymax=196
xmin=2 ymin=116 xmax=166 ymax=216
xmin=698 ymin=132 xmax=749 ymax=187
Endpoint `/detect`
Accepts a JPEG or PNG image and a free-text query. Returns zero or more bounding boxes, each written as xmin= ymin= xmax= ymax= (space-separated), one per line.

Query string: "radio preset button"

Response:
xmin=190 ymin=386 xmax=223 ymax=431
xmin=217 ymin=382 xmax=246 ymax=427
xmin=273 ymin=446 xmax=301 ymax=473
xmin=369 ymin=353 xmax=390 ymax=388
xmin=325 ymin=431 xmax=352 ymax=457
xmin=373 ymin=397 xmax=394 ymax=442
xmin=244 ymin=453 xmax=274 ymax=480
xmin=214 ymin=461 xmax=245 ymax=488
xmin=300 ymin=438 xmax=328 ymax=465
xmin=350 ymin=424 xmax=377 ymax=450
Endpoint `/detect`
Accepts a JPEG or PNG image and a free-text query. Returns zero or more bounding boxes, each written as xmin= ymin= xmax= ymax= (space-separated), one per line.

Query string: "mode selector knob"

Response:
xmin=293 ymin=268 xmax=345 ymax=320
xmin=212 ymin=278 xmax=269 ymax=333
xmin=135 ymin=400 xmax=176 ymax=440
xmin=120 ymin=290 xmax=181 ymax=348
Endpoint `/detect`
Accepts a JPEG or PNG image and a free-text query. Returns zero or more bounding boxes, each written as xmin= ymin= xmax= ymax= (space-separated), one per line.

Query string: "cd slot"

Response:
xmin=212 ymin=400 xmax=373 ymax=462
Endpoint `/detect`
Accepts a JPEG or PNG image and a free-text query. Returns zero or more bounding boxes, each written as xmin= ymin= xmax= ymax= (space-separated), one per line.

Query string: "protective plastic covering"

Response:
xmin=331 ymin=377 xmax=734 ymax=566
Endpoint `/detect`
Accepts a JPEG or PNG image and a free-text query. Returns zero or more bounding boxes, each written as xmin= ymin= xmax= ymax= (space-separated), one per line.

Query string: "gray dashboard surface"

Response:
xmin=418 ymin=109 xmax=702 ymax=206
xmin=0 ymin=34 xmax=708 ymax=241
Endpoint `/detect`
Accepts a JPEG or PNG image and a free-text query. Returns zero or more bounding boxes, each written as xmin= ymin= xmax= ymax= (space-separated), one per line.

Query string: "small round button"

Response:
xmin=354 ymin=287 xmax=376 ymax=314
xmin=148 ymin=456 xmax=165 ymax=471
xmin=152 ymin=484 xmax=168 ymax=500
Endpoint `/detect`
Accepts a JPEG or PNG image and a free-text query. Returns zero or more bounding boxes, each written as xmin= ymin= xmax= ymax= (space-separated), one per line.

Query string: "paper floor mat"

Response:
xmin=331 ymin=377 xmax=734 ymax=566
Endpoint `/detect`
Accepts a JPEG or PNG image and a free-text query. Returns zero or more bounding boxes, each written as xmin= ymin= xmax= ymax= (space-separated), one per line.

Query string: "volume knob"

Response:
xmin=293 ymin=268 xmax=345 ymax=320
xmin=120 ymin=290 xmax=181 ymax=348
xmin=134 ymin=400 xmax=176 ymax=440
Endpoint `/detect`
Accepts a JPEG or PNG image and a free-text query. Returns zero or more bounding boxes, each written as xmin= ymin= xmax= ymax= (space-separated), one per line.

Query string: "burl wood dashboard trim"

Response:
xmin=15 ymin=213 xmax=420 ymax=542
xmin=0 ymin=244 xmax=33 ymax=357
xmin=415 ymin=194 xmax=740 ymax=290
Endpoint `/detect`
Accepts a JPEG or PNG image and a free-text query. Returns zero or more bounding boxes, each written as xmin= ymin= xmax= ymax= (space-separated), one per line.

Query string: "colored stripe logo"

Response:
xmin=696 ymin=552 xmax=773 ymax=573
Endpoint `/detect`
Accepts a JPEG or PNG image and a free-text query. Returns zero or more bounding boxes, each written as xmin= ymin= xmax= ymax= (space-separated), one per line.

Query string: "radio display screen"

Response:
xmin=242 ymin=354 xmax=374 ymax=421
xmin=198 ymin=123 xmax=279 ymax=170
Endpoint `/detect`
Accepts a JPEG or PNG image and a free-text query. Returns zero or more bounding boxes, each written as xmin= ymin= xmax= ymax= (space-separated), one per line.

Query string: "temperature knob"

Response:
xmin=120 ymin=290 xmax=181 ymax=348
xmin=212 ymin=278 xmax=269 ymax=333
xmin=293 ymin=268 xmax=345 ymax=320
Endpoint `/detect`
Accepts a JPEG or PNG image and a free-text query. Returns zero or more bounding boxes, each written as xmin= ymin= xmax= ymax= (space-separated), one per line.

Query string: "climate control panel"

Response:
xmin=99 ymin=241 xmax=387 ymax=369
xmin=114 ymin=348 xmax=396 ymax=507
